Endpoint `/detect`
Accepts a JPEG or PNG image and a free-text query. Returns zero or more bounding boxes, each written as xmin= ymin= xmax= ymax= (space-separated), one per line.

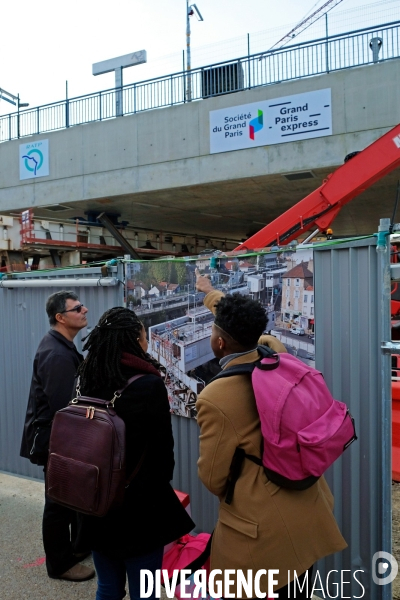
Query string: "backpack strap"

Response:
xmin=209 ymin=363 xmax=255 ymax=383
xmin=224 ymin=448 xmax=264 ymax=505
xmin=225 ymin=447 xmax=246 ymax=504
xmin=256 ymin=346 xmax=280 ymax=370
xmin=110 ymin=374 xmax=145 ymax=407
xmin=116 ymin=374 xmax=147 ymax=488
xmin=208 ymin=345 xmax=280 ymax=385
xmin=180 ymin=532 xmax=213 ymax=574
xmin=117 ymin=374 xmax=145 ymax=394
xmin=225 ymin=448 xmax=320 ymax=499
xmin=257 ymin=344 xmax=280 ymax=362
xmin=126 ymin=449 xmax=147 ymax=488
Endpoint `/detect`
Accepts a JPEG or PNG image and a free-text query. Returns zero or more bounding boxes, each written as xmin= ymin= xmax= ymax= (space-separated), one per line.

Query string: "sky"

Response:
xmin=0 ymin=0 xmax=398 ymax=116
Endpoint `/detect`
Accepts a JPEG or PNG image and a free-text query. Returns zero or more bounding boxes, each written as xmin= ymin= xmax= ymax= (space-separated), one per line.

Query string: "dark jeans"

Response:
xmin=42 ymin=493 xmax=83 ymax=577
xmin=92 ymin=547 xmax=164 ymax=600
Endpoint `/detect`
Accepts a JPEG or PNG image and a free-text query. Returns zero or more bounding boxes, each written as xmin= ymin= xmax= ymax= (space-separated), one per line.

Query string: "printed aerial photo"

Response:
xmin=125 ymin=247 xmax=315 ymax=419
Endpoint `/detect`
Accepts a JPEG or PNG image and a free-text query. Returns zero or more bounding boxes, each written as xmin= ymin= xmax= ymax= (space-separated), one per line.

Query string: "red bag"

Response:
xmin=162 ymin=535 xmax=275 ymax=599
xmin=162 ymin=533 xmax=218 ymax=600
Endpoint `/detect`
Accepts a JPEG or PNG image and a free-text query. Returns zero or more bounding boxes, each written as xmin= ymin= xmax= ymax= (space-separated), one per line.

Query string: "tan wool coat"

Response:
xmin=196 ymin=291 xmax=347 ymax=596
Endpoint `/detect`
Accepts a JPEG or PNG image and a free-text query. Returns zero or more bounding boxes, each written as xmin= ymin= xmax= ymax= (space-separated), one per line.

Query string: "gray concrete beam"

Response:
xmin=0 ymin=60 xmax=399 ymax=240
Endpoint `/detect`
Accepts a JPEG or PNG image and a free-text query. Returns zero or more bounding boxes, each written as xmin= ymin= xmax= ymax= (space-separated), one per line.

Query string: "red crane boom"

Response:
xmin=234 ymin=123 xmax=400 ymax=252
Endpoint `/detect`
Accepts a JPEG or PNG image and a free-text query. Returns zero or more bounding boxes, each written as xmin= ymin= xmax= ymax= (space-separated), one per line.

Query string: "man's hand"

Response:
xmin=195 ymin=268 xmax=214 ymax=294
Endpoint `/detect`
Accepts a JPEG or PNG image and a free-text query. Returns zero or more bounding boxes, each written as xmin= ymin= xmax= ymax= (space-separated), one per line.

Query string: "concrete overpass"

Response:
xmin=1 ymin=59 xmax=400 ymax=249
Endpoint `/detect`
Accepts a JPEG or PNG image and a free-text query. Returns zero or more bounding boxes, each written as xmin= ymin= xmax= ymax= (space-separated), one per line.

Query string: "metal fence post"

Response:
xmin=134 ymin=85 xmax=136 ymax=114
xmin=183 ymin=50 xmax=186 ymax=104
xmin=17 ymin=94 xmax=20 ymax=139
xmin=378 ymin=218 xmax=393 ymax=600
xmin=99 ymin=91 xmax=102 ymax=121
xmin=8 ymin=114 xmax=11 ymax=141
xmin=36 ymin=107 xmax=40 ymax=134
xmin=65 ymin=81 xmax=69 ymax=128
xmin=117 ymin=260 xmax=125 ymax=307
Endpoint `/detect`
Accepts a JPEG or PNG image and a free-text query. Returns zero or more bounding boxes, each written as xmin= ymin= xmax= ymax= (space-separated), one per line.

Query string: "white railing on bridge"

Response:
xmin=0 ymin=21 xmax=399 ymax=143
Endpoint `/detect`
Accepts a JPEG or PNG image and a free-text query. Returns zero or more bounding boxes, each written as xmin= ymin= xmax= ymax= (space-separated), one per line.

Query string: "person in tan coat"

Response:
xmin=195 ymin=271 xmax=347 ymax=599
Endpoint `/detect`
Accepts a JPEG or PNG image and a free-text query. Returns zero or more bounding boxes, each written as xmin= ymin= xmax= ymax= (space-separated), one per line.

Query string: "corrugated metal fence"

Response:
xmin=0 ymin=266 xmax=124 ymax=479
xmin=0 ymin=240 xmax=392 ymax=597
xmin=313 ymin=235 xmax=391 ymax=600
xmin=171 ymin=416 xmax=219 ymax=533
xmin=0 ymin=262 xmax=219 ymax=531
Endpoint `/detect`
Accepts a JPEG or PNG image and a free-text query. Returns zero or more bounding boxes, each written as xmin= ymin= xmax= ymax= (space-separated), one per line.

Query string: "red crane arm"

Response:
xmin=235 ymin=123 xmax=400 ymax=251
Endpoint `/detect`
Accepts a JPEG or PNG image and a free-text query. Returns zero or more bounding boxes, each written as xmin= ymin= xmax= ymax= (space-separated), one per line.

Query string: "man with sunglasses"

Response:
xmin=20 ymin=291 xmax=94 ymax=582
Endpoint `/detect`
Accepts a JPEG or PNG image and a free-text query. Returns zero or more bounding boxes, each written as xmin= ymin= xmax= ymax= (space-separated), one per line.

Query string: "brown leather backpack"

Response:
xmin=45 ymin=375 xmax=144 ymax=517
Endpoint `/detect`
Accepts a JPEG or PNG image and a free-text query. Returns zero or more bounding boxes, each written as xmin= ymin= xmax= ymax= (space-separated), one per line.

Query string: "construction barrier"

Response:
xmin=393 ymin=382 xmax=400 ymax=481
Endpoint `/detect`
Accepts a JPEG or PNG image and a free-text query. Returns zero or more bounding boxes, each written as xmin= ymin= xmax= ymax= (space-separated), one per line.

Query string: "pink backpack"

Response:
xmin=162 ymin=533 xmax=218 ymax=600
xmin=162 ymin=533 xmax=275 ymax=599
xmin=211 ymin=346 xmax=357 ymax=494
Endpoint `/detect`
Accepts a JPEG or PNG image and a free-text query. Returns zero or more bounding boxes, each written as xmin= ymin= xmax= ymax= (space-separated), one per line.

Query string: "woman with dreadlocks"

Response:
xmin=77 ymin=307 xmax=194 ymax=600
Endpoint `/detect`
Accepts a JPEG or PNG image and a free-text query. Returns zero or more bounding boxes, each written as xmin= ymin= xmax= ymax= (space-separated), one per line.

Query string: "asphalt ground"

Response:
xmin=0 ymin=471 xmax=99 ymax=600
xmin=0 ymin=472 xmax=322 ymax=600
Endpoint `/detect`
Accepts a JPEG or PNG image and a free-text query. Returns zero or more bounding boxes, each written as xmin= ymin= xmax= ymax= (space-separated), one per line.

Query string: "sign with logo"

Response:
xmin=209 ymin=88 xmax=332 ymax=154
xmin=19 ymin=140 xmax=49 ymax=180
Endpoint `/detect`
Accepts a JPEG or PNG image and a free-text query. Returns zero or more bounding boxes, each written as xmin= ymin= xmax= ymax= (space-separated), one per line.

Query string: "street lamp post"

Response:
xmin=186 ymin=1 xmax=204 ymax=102
xmin=17 ymin=94 xmax=29 ymax=139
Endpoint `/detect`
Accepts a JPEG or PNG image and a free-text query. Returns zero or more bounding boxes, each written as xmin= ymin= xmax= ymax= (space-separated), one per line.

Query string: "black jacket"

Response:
xmin=20 ymin=329 xmax=83 ymax=460
xmin=79 ymin=371 xmax=195 ymax=559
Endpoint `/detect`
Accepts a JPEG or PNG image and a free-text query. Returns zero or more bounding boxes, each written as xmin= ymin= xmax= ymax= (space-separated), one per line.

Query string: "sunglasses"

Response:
xmin=61 ymin=303 xmax=85 ymax=314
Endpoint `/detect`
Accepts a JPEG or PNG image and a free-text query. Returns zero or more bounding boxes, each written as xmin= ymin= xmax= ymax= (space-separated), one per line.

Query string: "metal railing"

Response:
xmin=1 ymin=21 xmax=399 ymax=144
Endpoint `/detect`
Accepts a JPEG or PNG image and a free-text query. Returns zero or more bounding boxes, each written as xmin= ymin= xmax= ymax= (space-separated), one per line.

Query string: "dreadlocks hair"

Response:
xmin=214 ymin=293 xmax=267 ymax=350
xmin=77 ymin=307 xmax=159 ymax=392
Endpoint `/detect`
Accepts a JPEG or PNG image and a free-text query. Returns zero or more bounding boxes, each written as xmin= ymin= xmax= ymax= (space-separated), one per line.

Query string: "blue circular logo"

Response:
xmin=22 ymin=149 xmax=43 ymax=176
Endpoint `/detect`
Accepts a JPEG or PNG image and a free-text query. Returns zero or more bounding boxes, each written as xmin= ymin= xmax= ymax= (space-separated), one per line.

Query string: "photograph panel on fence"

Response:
xmin=125 ymin=247 xmax=315 ymax=419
